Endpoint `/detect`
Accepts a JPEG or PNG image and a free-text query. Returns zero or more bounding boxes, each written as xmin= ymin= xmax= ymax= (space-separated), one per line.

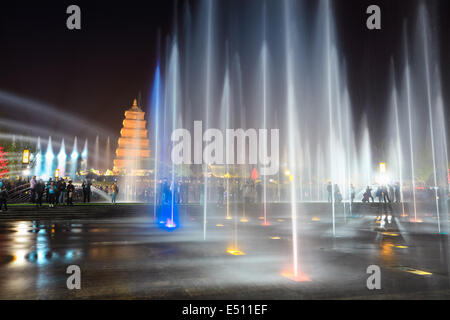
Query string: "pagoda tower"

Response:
xmin=113 ymin=99 xmax=150 ymax=174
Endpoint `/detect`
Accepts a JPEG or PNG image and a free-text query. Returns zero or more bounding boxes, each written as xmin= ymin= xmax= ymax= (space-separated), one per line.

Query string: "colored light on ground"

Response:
xmin=382 ymin=232 xmax=400 ymax=236
xmin=165 ymin=219 xmax=176 ymax=228
xmin=277 ymin=219 xmax=285 ymax=222
xmin=226 ymin=249 xmax=245 ymax=256
xmin=270 ymin=236 xmax=281 ymax=240
xmin=312 ymin=216 xmax=320 ymax=221
xmin=225 ymin=216 xmax=232 ymax=220
xmin=262 ymin=221 xmax=271 ymax=226
xmin=240 ymin=217 xmax=248 ymax=223
xmin=216 ymin=224 xmax=224 ymax=227
xmin=394 ymin=245 xmax=408 ymax=248
xmin=281 ymin=270 xmax=311 ymax=282
xmin=398 ymin=267 xmax=432 ymax=276
xmin=410 ymin=218 xmax=423 ymax=223
xmin=258 ymin=216 xmax=264 ymax=220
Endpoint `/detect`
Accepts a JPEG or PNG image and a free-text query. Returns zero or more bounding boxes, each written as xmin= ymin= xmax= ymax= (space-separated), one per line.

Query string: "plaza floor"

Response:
xmin=0 ymin=203 xmax=449 ymax=299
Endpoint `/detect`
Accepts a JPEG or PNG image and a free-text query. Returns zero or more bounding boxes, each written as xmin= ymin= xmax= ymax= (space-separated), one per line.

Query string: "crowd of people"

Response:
xmin=0 ymin=174 xmax=448 ymax=212
xmin=326 ymin=181 xmax=403 ymax=204
xmin=0 ymin=176 xmax=121 ymax=210
xmin=150 ymin=178 xmax=266 ymax=207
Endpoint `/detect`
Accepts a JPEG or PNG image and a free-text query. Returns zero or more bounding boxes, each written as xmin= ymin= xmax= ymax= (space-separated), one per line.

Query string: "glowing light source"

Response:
xmin=379 ymin=162 xmax=386 ymax=173
xmin=165 ymin=219 xmax=176 ymax=229
xmin=397 ymin=266 xmax=432 ymax=276
xmin=216 ymin=224 xmax=224 ymax=227
xmin=281 ymin=270 xmax=311 ymax=282
xmin=226 ymin=248 xmax=245 ymax=256
xmin=22 ymin=149 xmax=30 ymax=164
xmin=312 ymin=216 xmax=320 ymax=221
xmin=54 ymin=169 xmax=60 ymax=178
xmin=382 ymin=232 xmax=399 ymax=237
xmin=240 ymin=217 xmax=248 ymax=223
xmin=270 ymin=236 xmax=281 ymax=240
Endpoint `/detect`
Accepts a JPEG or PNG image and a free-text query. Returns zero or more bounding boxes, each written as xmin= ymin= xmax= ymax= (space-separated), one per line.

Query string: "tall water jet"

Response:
xmin=151 ymin=63 xmax=162 ymax=219
xmin=70 ymin=137 xmax=79 ymax=179
xmin=94 ymin=135 xmax=99 ymax=170
xmin=282 ymin=0 xmax=305 ymax=281
xmin=403 ymin=24 xmax=418 ymax=221
xmin=325 ymin=0 xmax=336 ymax=237
xmin=419 ymin=5 xmax=440 ymax=232
xmin=57 ymin=139 xmax=66 ymax=177
xmin=202 ymin=0 xmax=215 ymax=240
xmin=167 ymin=39 xmax=181 ymax=227
xmin=81 ymin=139 xmax=88 ymax=171
xmin=105 ymin=136 xmax=110 ymax=171
xmin=34 ymin=137 xmax=42 ymax=177
xmin=44 ymin=136 xmax=54 ymax=178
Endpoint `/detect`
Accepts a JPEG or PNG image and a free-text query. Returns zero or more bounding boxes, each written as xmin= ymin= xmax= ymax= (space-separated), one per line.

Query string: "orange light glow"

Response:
xmin=281 ymin=270 xmax=311 ymax=282
xmin=312 ymin=216 xmax=320 ymax=221
xmin=226 ymin=248 xmax=245 ymax=256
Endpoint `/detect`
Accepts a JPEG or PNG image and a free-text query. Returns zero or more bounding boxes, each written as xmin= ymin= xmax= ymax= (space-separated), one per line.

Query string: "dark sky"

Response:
xmin=0 ymin=0 xmax=448 ymax=142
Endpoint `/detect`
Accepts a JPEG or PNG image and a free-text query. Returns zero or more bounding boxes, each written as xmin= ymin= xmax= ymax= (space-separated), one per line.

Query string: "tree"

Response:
xmin=0 ymin=146 xmax=9 ymax=178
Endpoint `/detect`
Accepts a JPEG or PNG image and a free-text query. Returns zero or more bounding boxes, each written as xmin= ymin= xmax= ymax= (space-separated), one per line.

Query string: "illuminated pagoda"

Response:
xmin=113 ymin=99 xmax=151 ymax=175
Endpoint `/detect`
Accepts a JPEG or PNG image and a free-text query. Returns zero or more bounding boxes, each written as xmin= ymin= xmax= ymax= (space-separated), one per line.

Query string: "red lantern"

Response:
xmin=0 ymin=146 xmax=9 ymax=178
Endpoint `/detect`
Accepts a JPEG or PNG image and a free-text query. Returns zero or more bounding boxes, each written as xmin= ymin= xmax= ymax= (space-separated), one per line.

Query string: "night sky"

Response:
xmin=0 ymin=0 xmax=448 ymax=142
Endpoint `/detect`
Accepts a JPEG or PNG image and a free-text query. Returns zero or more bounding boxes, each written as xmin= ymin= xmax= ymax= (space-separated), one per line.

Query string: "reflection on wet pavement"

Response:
xmin=0 ymin=205 xmax=449 ymax=299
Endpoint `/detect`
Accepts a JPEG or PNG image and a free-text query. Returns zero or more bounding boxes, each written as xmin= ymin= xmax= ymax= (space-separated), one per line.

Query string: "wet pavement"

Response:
xmin=0 ymin=203 xmax=449 ymax=299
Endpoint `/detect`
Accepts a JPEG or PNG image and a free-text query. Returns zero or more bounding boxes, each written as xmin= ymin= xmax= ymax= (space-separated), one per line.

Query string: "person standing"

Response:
xmin=366 ymin=186 xmax=374 ymax=202
xmin=376 ymin=186 xmax=383 ymax=203
xmin=394 ymin=182 xmax=401 ymax=203
xmin=0 ymin=184 xmax=8 ymax=212
xmin=82 ymin=180 xmax=91 ymax=203
xmin=382 ymin=185 xmax=391 ymax=203
xmin=334 ymin=184 xmax=342 ymax=203
xmin=30 ymin=176 xmax=37 ymax=203
xmin=327 ymin=182 xmax=332 ymax=202
xmin=46 ymin=178 xmax=53 ymax=203
xmin=35 ymin=180 xmax=45 ymax=208
xmin=111 ymin=183 xmax=119 ymax=204
xmin=59 ymin=178 xmax=67 ymax=205
xmin=66 ymin=181 xmax=75 ymax=206
xmin=350 ymin=184 xmax=356 ymax=204
xmin=217 ymin=183 xmax=225 ymax=207
xmin=47 ymin=181 xmax=57 ymax=208
xmin=55 ymin=177 xmax=61 ymax=205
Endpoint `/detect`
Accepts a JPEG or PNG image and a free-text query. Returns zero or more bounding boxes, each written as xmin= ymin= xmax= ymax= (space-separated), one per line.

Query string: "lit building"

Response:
xmin=113 ymin=99 xmax=151 ymax=174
